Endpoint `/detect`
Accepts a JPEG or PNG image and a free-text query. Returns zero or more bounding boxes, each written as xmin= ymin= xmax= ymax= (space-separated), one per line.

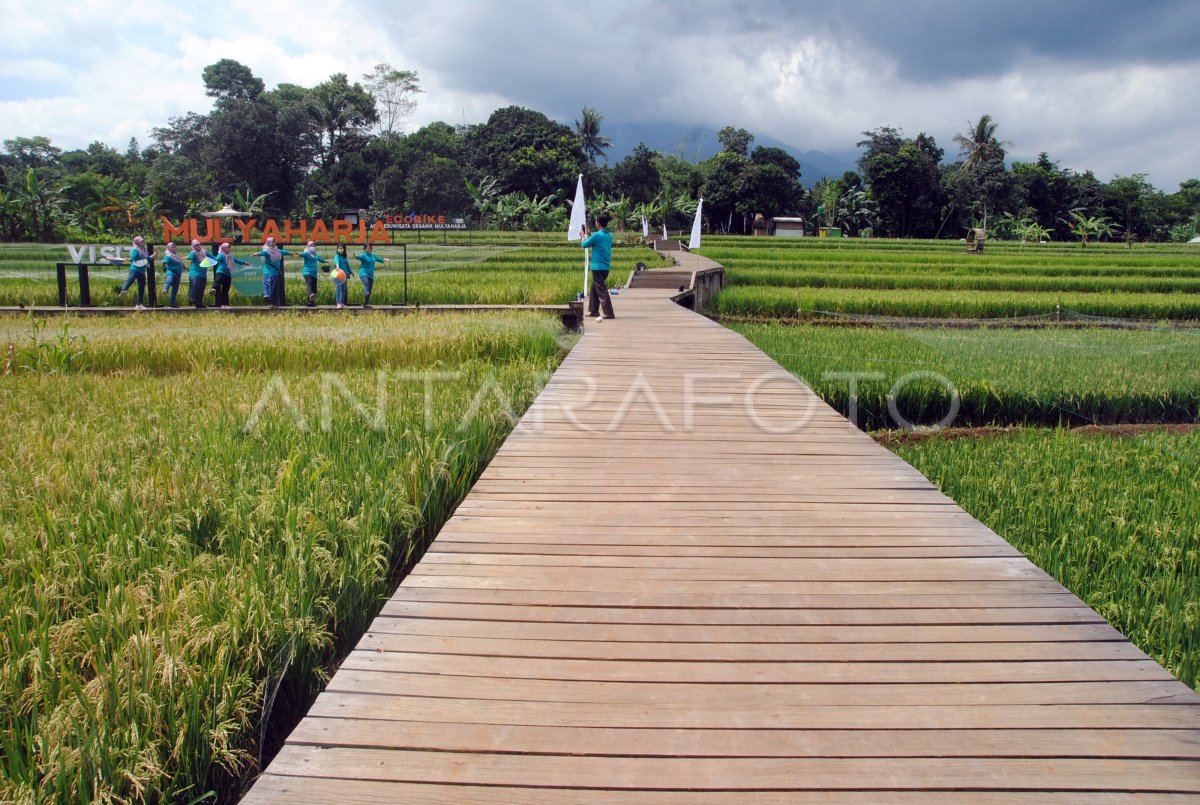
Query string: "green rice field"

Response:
xmin=892 ymin=428 xmax=1200 ymax=689
xmin=732 ymin=322 xmax=1200 ymax=429
xmin=699 ymin=236 xmax=1200 ymax=320
xmin=0 ymin=312 xmax=569 ymax=803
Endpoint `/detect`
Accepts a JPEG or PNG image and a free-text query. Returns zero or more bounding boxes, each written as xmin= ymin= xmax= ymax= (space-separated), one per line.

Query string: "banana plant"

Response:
xmin=1067 ymin=211 xmax=1118 ymax=248
xmin=233 ymin=184 xmax=272 ymax=217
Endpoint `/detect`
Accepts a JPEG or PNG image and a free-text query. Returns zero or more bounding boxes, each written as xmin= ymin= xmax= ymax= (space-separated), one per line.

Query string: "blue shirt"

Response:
xmin=255 ymin=248 xmax=293 ymax=277
xmin=214 ymin=253 xmax=247 ymax=277
xmin=334 ymin=253 xmax=352 ymax=274
xmin=301 ymin=250 xmax=327 ymax=277
xmin=356 ymin=252 xmax=386 ymax=278
xmin=581 ymin=229 xmax=613 ymax=272
xmin=187 ymin=251 xmax=209 ymax=279
xmin=129 ymin=246 xmax=149 ymax=275
xmin=161 ymin=254 xmax=184 ymax=276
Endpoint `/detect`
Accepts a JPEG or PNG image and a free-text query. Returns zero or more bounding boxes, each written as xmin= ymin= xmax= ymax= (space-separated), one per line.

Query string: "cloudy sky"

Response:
xmin=1 ymin=0 xmax=1197 ymax=189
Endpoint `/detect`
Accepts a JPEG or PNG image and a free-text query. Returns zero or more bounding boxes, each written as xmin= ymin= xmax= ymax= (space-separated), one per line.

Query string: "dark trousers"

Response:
xmin=120 ymin=270 xmax=146 ymax=305
xmin=588 ymin=270 xmax=614 ymax=318
xmin=361 ymin=274 xmax=374 ymax=306
xmin=163 ymin=273 xmax=181 ymax=306
xmin=213 ymin=273 xmax=231 ymax=307
xmin=304 ymin=274 xmax=318 ymax=305
xmin=272 ymin=273 xmax=288 ymax=306
xmin=189 ymin=276 xmax=207 ymax=307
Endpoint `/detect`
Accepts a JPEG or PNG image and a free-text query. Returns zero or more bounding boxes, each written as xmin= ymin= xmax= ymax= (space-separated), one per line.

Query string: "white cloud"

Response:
xmin=1 ymin=0 xmax=1197 ymax=188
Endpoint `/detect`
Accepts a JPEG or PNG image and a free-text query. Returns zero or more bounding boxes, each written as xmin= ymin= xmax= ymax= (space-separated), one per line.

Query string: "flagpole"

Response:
xmin=566 ymin=173 xmax=589 ymax=305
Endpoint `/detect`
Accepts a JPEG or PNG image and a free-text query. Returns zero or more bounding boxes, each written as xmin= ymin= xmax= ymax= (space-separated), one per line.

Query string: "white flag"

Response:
xmin=688 ymin=198 xmax=704 ymax=250
xmin=662 ymin=223 xmax=668 ymax=240
xmin=567 ymin=174 xmax=587 ymax=241
xmin=641 ymin=216 xmax=649 ymax=238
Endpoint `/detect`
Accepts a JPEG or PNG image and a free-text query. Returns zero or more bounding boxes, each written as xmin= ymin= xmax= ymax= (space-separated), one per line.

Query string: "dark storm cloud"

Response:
xmin=803 ymin=0 xmax=1200 ymax=81
xmin=364 ymin=0 xmax=1200 ymax=186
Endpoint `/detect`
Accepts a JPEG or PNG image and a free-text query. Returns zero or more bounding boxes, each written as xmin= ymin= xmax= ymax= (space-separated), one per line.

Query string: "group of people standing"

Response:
xmin=117 ymin=237 xmax=387 ymax=309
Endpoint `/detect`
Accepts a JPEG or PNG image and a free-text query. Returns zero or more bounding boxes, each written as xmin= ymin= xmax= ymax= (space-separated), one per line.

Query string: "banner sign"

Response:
xmin=380 ymin=214 xmax=466 ymax=231
xmin=66 ymin=245 xmax=134 ymax=263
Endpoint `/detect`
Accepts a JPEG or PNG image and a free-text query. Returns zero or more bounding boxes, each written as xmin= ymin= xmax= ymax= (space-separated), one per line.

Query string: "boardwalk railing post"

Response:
xmin=404 ymin=244 xmax=408 ymax=306
xmin=77 ymin=264 xmax=92 ymax=307
xmin=147 ymin=243 xmax=158 ymax=308
xmin=56 ymin=263 xmax=68 ymax=307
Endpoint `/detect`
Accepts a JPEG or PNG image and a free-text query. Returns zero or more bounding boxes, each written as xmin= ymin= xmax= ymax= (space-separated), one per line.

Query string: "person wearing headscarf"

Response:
xmin=354 ymin=243 xmax=386 ymax=308
xmin=255 ymin=237 xmax=294 ymax=307
xmin=160 ymin=242 xmax=185 ymax=308
xmin=186 ymin=240 xmax=210 ymax=308
xmin=117 ymin=235 xmax=154 ymax=309
xmin=332 ymin=243 xmax=354 ymax=309
xmin=213 ymin=242 xmax=249 ymax=308
xmin=300 ymin=241 xmax=328 ymax=307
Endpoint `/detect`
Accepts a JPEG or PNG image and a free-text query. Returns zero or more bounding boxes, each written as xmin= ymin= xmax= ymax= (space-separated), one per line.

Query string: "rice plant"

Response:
xmin=891 ymin=429 xmax=1200 ymax=689
xmin=0 ymin=312 xmax=569 ymax=803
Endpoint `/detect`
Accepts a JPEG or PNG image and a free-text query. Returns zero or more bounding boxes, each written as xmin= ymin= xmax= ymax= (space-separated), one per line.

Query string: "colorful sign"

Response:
xmin=231 ymin=258 xmax=264 ymax=297
xmin=161 ymin=213 xmax=466 ymax=243
xmin=162 ymin=217 xmax=391 ymax=245
xmin=380 ymin=214 xmax=466 ymax=231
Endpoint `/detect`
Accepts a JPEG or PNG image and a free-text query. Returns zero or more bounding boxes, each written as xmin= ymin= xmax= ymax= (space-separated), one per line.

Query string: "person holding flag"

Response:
xmin=581 ymin=213 xmax=615 ymax=321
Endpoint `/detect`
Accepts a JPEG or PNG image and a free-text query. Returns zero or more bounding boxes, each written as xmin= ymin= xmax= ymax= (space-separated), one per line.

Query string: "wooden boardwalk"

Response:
xmin=244 ymin=283 xmax=1200 ymax=803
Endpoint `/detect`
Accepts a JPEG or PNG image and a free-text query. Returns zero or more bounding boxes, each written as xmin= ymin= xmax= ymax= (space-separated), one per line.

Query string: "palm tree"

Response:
xmin=953 ymin=115 xmax=1013 ymax=230
xmin=575 ymin=106 xmax=612 ymax=164
xmin=953 ymin=114 xmax=1009 ymax=172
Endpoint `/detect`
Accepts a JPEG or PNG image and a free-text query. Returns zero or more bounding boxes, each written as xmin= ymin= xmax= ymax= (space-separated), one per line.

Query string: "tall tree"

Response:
xmin=952 ymin=115 xmax=1011 ymax=228
xmin=718 ymin=127 xmax=754 ymax=158
xmin=362 ymin=64 xmax=422 ymax=140
xmin=575 ymin=107 xmax=612 ymax=164
xmin=309 ymin=73 xmax=378 ymax=167
xmin=464 ymin=106 xmax=585 ymax=197
xmin=4 ymin=136 xmax=62 ymax=170
xmin=857 ymin=128 xmax=943 ymax=237
xmin=611 ymin=143 xmax=660 ymax=203
xmin=202 ymin=59 xmax=264 ymax=105
xmin=953 ymin=114 xmax=1008 ymax=172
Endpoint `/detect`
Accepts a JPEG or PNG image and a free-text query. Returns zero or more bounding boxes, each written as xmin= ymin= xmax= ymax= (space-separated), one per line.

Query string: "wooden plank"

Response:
xmin=245 ymin=283 xmax=1200 ymax=801
xmin=284 ymin=718 xmax=1200 ymax=760
xmin=307 ymin=692 xmax=1200 ymax=727
xmin=261 ymin=745 xmax=1200 ymax=792
xmin=243 ymin=775 xmax=1197 ymax=804
xmin=377 ymin=600 xmax=1109 ymax=625
xmin=363 ymin=618 xmax=1127 ymax=644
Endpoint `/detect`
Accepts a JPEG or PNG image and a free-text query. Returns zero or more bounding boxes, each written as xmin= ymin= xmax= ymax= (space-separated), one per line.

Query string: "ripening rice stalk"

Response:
xmin=733 ymin=323 xmax=1200 ymax=429
xmin=890 ymin=428 xmax=1200 ymax=690
xmin=0 ymin=311 xmax=568 ymax=803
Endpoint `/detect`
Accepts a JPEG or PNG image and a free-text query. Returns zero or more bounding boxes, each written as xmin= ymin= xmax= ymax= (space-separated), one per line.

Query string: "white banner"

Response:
xmin=688 ymin=198 xmax=704 ymax=250
xmin=567 ymin=174 xmax=587 ymax=241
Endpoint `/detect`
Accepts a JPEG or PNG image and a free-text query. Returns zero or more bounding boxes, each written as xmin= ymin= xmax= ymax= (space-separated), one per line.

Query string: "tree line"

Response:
xmin=1 ymin=61 xmax=1197 ymax=243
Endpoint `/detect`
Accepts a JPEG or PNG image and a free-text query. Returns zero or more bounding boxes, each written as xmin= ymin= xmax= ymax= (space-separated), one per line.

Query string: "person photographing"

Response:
xmin=581 ymin=213 xmax=615 ymax=321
